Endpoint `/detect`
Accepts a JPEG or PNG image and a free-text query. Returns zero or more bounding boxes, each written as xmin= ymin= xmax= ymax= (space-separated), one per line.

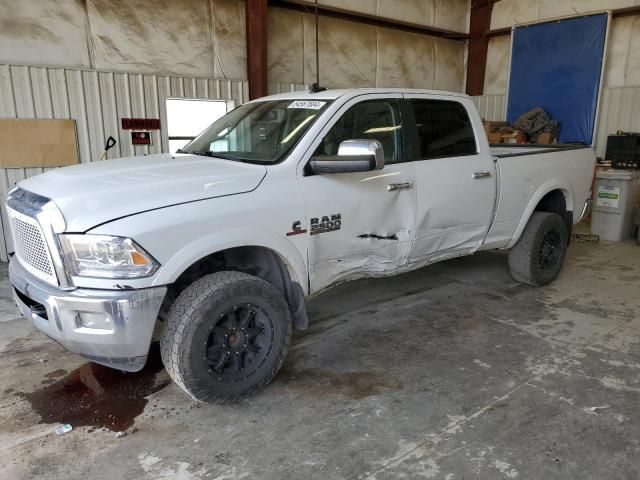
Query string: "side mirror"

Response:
xmin=308 ymin=139 xmax=385 ymax=175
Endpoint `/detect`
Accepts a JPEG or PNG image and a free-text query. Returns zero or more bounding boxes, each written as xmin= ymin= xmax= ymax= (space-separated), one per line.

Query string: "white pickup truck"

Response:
xmin=7 ymin=88 xmax=595 ymax=402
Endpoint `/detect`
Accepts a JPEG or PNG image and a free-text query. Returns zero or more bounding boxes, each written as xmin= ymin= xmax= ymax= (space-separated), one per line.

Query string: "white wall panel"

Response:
xmin=268 ymin=8 xmax=466 ymax=91
xmin=484 ymin=35 xmax=511 ymax=95
xmin=471 ymin=94 xmax=507 ymax=121
xmin=320 ymin=0 xmax=470 ymax=33
xmin=594 ymin=86 xmax=640 ymax=158
xmin=0 ymin=0 xmax=90 ymax=68
xmin=0 ymin=64 xmax=248 ymax=260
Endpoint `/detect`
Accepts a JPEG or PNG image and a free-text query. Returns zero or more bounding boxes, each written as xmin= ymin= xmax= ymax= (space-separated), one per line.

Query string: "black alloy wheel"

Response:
xmin=203 ymin=303 xmax=274 ymax=383
xmin=538 ymin=229 xmax=563 ymax=273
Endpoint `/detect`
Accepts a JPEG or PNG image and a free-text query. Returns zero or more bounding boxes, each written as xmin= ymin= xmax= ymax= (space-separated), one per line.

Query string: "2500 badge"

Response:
xmin=310 ymin=214 xmax=341 ymax=236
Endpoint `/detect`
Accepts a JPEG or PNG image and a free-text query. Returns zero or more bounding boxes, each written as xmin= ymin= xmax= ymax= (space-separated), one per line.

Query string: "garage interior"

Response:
xmin=1 ymin=1 xmax=639 ymax=479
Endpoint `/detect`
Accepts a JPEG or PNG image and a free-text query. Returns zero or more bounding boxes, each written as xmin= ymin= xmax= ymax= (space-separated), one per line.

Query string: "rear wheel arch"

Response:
xmin=508 ymin=185 xmax=574 ymax=248
xmin=534 ymin=189 xmax=573 ymax=237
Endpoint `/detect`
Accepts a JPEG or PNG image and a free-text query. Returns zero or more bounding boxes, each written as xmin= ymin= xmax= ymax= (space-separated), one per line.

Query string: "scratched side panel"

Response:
xmin=303 ymin=164 xmax=417 ymax=293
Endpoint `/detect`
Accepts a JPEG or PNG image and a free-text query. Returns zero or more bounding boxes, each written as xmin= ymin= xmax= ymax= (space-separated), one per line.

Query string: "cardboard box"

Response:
xmin=501 ymin=130 xmax=526 ymax=144
xmin=483 ymin=120 xmax=508 ymax=135
xmin=537 ymin=132 xmax=556 ymax=144
xmin=0 ymin=119 xmax=79 ymax=168
xmin=487 ymin=132 xmax=503 ymax=144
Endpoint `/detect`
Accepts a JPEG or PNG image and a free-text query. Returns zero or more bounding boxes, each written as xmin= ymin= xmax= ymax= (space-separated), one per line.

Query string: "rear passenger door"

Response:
xmin=405 ymin=95 xmax=496 ymax=261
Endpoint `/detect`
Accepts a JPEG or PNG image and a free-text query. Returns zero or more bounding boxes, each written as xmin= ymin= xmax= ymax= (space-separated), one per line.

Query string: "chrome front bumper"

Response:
xmin=9 ymin=256 xmax=166 ymax=372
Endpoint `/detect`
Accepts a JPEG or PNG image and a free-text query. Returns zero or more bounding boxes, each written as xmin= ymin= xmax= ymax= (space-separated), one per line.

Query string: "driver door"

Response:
xmin=299 ymin=94 xmax=417 ymax=293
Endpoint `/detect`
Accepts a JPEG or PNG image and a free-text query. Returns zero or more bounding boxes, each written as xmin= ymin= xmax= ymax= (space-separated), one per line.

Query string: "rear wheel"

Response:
xmin=508 ymin=212 xmax=569 ymax=286
xmin=160 ymin=271 xmax=291 ymax=403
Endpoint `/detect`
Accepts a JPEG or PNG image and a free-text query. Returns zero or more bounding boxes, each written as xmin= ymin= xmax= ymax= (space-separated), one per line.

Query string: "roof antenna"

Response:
xmin=310 ymin=0 xmax=326 ymax=93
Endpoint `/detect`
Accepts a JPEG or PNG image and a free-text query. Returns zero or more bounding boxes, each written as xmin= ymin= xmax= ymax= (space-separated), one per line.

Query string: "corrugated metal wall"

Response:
xmin=0 ymin=63 xmax=249 ymax=261
xmin=268 ymin=83 xmax=309 ymax=95
xmin=471 ymin=94 xmax=507 ymax=121
xmin=594 ymin=86 xmax=640 ymax=159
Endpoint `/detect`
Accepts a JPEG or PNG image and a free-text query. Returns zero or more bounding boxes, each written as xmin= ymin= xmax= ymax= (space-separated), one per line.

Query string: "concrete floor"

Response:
xmin=0 ymin=240 xmax=639 ymax=480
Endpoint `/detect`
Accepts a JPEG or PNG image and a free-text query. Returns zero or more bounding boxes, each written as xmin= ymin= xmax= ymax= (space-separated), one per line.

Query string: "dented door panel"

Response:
xmin=303 ymin=163 xmax=417 ymax=293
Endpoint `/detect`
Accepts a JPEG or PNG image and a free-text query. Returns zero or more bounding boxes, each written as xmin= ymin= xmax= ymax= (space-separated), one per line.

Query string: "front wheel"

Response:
xmin=160 ymin=271 xmax=292 ymax=403
xmin=508 ymin=212 xmax=569 ymax=286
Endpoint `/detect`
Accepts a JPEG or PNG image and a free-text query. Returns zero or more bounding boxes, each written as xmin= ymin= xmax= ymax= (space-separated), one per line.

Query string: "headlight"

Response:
xmin=59 ymin=234 xmax=159 ymax=279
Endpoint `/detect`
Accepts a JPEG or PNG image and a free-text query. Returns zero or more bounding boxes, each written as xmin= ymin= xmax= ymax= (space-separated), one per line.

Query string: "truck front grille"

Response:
xmin=7 ymin=207 xmax=58 ymax=285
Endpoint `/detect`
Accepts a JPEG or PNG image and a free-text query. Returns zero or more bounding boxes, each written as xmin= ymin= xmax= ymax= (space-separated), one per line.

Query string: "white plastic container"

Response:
xmin=591 ymin=169 xmax=640 ymax=241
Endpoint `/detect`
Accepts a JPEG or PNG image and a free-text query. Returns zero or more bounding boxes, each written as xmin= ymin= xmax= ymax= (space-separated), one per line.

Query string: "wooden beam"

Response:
xmin=486 ymin=26 xmax=510 ymax=38
xmin=612 ymin=5 xmax=640 ymax=18
xmin=246 ymin=0 xmax=268 ymax=99
xmin=466 ymin=1 xmax=493 ymax=96
xmin=269 ymin=0 xmax=469 ymax=41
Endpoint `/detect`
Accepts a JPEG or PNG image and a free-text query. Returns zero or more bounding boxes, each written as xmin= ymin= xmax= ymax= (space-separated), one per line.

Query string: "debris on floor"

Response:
xmin=584 ymin=405 xmax=610 ymax=415
xmin=570 ymin=233 xmax=600 ymax=242
xmin=54 ymin=424 xmax=72 ymax=436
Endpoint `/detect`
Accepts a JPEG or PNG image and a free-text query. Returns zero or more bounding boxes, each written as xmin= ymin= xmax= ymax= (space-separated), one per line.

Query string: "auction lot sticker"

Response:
xmin=288 ymin=100 xmax=326 ymax=110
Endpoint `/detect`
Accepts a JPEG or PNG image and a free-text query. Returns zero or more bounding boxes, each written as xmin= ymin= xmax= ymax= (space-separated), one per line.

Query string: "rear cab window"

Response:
xmin=409 ymin=99 xmax=477 ymax=160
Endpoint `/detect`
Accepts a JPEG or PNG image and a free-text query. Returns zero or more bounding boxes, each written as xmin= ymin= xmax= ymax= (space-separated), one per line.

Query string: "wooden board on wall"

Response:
xmin=0 ymin=119 xmax=79 ymax=168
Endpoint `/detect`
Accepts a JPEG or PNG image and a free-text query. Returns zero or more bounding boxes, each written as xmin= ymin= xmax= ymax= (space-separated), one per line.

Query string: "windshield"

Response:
xmin=179 ymin=99 xmax=332 ymax=164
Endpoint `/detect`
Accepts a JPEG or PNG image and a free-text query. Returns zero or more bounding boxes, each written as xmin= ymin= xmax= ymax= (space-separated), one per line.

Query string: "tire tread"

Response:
xmin=508 ymin=211 xmax=568 ymax=287
xmin=160 ymin=271 xmax=291 ymax=403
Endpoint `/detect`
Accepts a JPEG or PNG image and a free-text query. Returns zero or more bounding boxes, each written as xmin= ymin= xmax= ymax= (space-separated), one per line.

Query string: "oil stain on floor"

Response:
xmin=277 ymin=365 xmax=402 ymax=399
xmin=18 ymin=344 xmax=169 ymax=431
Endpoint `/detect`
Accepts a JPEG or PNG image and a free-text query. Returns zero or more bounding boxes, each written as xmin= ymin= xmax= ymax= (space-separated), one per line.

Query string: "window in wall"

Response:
xmin=314 ymin=100 xmax=402 ymax=164
xmin=166 ymin=99 xmax=230 ymax=153
xmin=410 ymin=99 xmax=477 ymax=159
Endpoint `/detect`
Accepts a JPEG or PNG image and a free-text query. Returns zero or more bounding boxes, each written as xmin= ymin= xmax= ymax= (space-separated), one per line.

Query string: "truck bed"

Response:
xmin=490 ymin=143 xmax=588 ymax=158
xmin=482 ymin=144 xmax=596 ymax=250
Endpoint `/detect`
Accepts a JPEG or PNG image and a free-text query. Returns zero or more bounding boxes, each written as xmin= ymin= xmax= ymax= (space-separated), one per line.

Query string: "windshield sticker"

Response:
xmin=288 ymin=100 xmax=326 ymax=110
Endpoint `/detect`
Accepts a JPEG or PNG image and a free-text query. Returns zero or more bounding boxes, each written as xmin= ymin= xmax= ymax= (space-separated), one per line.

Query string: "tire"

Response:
xmin=508 ymin=212 xmax=569 ymax=286
xmin=160 ymin=271 xmax=292 ymax=403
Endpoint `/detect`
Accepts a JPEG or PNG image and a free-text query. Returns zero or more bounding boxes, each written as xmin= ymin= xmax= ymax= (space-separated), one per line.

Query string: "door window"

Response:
xmin=410 ymin=99 xmax=477 ymax=159
xmin=314 ymin=100 xmax=402 ymax=164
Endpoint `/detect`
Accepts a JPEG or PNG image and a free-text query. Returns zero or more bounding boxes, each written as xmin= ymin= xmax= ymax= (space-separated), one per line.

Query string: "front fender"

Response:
xmin=507 ymin=179 xmax=574 ymax=249
xmin=150 ymin=227 xmax=309 ymax=294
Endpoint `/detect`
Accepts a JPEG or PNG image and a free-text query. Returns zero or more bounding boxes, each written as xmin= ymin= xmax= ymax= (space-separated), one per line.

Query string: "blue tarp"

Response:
xmin=507 ymin=14 xmax=608 ymax=144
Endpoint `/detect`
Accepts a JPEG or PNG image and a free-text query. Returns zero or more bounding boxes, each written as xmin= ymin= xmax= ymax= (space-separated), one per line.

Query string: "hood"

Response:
xmin=18 ymin=154 xmax=267 ymax=231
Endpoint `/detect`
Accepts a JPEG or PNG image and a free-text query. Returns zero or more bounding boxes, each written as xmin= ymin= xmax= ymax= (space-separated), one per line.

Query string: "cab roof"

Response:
xmin=253 ymin=88 xmax=470 ymax=102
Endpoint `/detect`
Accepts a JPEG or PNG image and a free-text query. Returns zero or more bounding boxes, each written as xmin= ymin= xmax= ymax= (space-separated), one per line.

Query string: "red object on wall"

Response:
xmin=131 ymin=131 xmax=151 ymax=145
xmin=121 ymin=118 xmax=161 ymax=130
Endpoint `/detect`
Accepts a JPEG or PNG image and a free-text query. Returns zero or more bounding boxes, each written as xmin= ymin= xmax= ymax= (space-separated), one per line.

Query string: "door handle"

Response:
xmin=473 ymin=171 xmax=492 ymax=179
xmin=387 ymin=182 xmax=413 ymax=192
